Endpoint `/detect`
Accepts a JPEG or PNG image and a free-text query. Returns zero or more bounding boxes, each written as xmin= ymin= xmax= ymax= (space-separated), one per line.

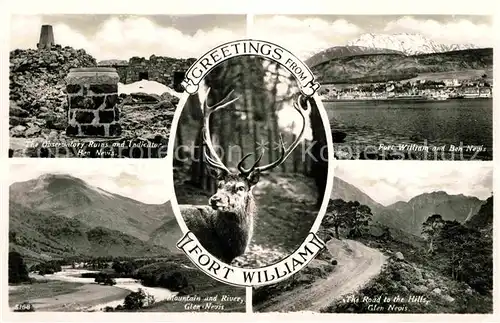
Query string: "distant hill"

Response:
xmin=308 ymin=47 xmax=492 ymax=84
xmin=331 ymin=177 xmax=486 ymax=237
xmin=9 ymin=173 xmax=183 ymax=261
xmin=465 ymin=196 xmax=493 ymax=233
xmin=9 ymin=174 xmax=176 ymax=241
xmin=331 ymin=176 xmax=384 ymax=212
xmin=9 ymin=201 xmax=172 ymax=262
xmin=347 ymin=33 xmax=479 ymax=56
xmin=305 ymin=46 xmax=404 ymax=71
xmin=149 ymin=217 xmax=185 ymax=248
xmin=382 ymin=191 xmax=485 ymax=236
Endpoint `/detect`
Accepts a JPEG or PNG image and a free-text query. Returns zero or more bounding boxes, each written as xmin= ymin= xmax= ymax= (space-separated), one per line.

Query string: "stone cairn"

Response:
xmin=65 ymin=67 xmax=122 ymax=137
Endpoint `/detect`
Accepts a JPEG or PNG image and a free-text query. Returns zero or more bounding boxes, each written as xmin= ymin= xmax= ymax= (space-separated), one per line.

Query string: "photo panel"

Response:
xmin=9 ymin=14 xmax=246 ymax=158
xmin=5 ymin=8 xmax=497 ymax=321
xmin=8 ymin=159 xmax=246 ymax=313
xmin=253 ymin=161 xmax=493 ymax=314
xmin=168 ymin=38 xmax=333 ymax=288
xmin=252 ymin=14 xmax=493 ymax=161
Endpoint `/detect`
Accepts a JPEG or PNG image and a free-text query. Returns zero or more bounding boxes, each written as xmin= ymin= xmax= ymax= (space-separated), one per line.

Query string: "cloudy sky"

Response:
xmin=10 ymin=14 xmax=492 ymax=61
xmin=10 ymin=14 xmax=246 ymax=60
xmin=334 ymin=161 xmax=493 ymax=206
xmin=252 ymin=15 xmax=493 ymax=60
xmin=9 ymin=160 xmax=172 ymax=204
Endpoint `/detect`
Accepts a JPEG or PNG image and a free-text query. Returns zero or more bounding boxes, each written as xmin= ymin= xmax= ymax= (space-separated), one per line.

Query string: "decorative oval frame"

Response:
xmin=166 ymin=39 xmax=335 ymax=288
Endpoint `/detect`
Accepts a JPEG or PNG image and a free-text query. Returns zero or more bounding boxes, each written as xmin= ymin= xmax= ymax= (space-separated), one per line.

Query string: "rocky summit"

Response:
xmin=9 ymin=46 xmax=180 ymax=158
xmin=9 ymin=45 xmax=96 ymax=142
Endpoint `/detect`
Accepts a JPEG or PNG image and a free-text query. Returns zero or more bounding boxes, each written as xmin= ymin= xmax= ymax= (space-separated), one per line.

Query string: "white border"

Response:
xmin=2 ymin=1 xmax=498 ymax=322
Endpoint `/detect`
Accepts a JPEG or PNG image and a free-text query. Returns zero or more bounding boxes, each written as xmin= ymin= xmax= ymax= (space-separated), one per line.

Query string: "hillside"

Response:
xmin=331 ymin=176 xmax=384 ymax=212
xmin=382 ymin=191 xmax=485 ymax=236
xmin=305 ymin=46 xmax=404 ymax=71
xmin=309 ymin=47 xmax=492 ymax=84
xmin=9 ymin=202 xmax=171 ymax=262
xmin=331 ymin=177 xmax=486 ymax=237
xmin=9 ymin=174 xmax=177 ymax=242
xmin=465 ymin=196 xmax=493 ymax=233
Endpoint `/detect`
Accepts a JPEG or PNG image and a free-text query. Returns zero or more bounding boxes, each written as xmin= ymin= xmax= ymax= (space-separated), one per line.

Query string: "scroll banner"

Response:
xmin=177 ymin=231 xmax=326 ymax=287
xmin=181 ymin=39 xmax=321 ymax=97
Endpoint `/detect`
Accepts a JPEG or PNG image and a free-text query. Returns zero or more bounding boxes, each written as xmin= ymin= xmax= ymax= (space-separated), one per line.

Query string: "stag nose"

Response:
xmin=209 ymin=196 xmax=221 ymax=207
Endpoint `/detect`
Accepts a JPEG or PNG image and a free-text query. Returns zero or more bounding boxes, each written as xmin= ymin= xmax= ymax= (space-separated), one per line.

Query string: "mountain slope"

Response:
xmin=9 ymin=201 xmax=172 ymax=261
xmin=384 ymin=191 xmax=485 ymax=236
xmin=465 ymin=196 xmax=493 ymax=233
xmin=9 ymin=174 xmax=175 ymax=241
xmin=310 ymin=47 xmax=492 ymax=84
xmin=347 ymin=33 xmax=478 ymax=55
xmin=331 ymin=176 xmax=384 ymax=212
xmin=305 ymin=46 xmax=404 ymax=71
xmin=331 ymin=177 xmax=486 ymax=237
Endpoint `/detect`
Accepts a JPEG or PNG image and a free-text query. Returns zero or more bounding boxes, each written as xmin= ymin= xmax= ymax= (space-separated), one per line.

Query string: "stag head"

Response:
xmin=202 ymin=88 xmax=309 ymax=212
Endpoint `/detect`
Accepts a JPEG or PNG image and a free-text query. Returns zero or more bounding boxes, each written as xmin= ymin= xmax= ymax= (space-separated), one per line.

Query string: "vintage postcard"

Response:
xmin=3 ymin=4 xmax=498 ymax=323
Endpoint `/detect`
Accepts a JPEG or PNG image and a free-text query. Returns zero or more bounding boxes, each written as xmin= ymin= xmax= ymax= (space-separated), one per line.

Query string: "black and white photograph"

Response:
xmin=171 ymin=54 xmax=331 ymax=268
xmin=253 ymin=161 xmax=493 ymax=314
xmin=8 ymin=14 xmax=246 ymax=158
xmin=8 ymin=161 xmax=245 ymax=312
xmin=252 ymin=15 xmax=493 ymax=160
xmin=3 ymin=2 xmax=498 ymax=321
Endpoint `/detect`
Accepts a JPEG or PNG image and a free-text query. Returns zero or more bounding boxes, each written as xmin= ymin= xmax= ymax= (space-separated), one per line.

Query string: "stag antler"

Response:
xmin=202 ymin=87 xmax=240 ymax=174
xmin=238 ymin=95 xmax=309 ymax=176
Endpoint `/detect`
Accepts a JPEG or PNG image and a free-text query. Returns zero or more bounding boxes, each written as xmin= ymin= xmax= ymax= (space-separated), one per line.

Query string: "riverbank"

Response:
xmin=9 ymin=269 xmax=176 ymax=312
xmin=9 ymin=280 xmax=130 ymax=312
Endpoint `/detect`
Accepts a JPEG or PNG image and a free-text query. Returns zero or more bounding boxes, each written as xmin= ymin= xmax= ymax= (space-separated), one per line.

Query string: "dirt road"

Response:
xmin=255 ymin=239 xmax=387 ymax=312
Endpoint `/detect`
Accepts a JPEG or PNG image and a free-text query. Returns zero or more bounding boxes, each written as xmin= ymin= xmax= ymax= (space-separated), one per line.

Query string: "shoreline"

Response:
xmin=321 ymin=97 xmax=493 ymax=103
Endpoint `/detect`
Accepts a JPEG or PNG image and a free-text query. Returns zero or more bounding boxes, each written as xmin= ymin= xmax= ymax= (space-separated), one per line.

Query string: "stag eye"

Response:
xmin=236 ymin=185 xmax=245 ymax=192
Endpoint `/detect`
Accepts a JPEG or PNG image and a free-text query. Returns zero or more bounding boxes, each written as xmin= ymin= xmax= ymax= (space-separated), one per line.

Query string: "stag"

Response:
xmin=180 ymin=89 xmax=309 ymax=264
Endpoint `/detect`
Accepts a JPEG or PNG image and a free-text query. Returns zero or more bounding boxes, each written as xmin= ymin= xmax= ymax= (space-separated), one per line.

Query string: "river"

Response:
xmin=326 ymin=98 xmax=493 ymax=160
xmin=28 ymin=268 xmax=177 ymax=312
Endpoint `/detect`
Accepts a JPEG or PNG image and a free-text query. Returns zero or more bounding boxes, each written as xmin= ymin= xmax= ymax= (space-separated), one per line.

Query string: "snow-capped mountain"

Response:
xmin=347 ymin=33 xmax=479 ymax=55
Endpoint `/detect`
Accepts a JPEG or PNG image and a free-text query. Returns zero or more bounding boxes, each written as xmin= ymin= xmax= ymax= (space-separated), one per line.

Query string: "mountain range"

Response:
xmin=9 ymin=174 xmax=182 ymax=262
xmin=331 ymin=177 xmax=489 ymax=237
xmin=347 ymin=33 xmax=479 ymax=56
xmin=305 ymin=33 xmax=492 ymax=84
xmin=8 ymin=173 xmax=491 ymax=263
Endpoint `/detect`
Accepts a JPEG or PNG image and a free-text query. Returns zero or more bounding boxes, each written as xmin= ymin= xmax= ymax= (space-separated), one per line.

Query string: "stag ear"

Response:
xmin=247 ymin=170 xmax=260 ymax=187
xmin=206 ymin=165 xmax=226 ymax=180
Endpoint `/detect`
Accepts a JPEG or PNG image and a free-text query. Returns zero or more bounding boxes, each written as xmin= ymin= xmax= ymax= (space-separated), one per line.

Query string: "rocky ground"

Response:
xmin=321 ymin=239 xmax=492 ymax=314
xmin=9 ymin=46 xmax=179 ymax=158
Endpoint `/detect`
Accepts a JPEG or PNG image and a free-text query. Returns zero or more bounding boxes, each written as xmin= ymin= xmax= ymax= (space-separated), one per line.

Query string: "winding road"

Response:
xmin=255 ymin=239 xmax=387 ymax=312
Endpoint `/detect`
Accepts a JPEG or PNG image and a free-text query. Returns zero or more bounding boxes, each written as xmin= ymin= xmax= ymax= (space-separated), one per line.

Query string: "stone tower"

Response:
xmin=37 ymin=25 xmax=55 ymax=49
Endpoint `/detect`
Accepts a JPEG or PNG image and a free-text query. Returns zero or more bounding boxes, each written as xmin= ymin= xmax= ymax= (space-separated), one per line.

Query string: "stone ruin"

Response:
xmin=65 ymin=67 xmax=122 ymax=137
xmin=37 ymin=25 xmax=55 ymax=49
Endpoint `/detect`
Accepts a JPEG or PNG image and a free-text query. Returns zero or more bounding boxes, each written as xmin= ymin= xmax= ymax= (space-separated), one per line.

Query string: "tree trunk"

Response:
xmin=335 ymin=225 xmax=340 ymax=240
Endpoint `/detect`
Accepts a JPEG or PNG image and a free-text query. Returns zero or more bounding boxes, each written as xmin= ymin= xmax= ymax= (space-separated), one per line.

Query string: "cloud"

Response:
xmin=10 ymin=15 xmax=244 ymax=60
xmin=252 ymin=15 xmax=363 ymax=60
xmin=9 ymin=161 xmax=172 ymax=204
xmin=335 ymin=162 xmax=492 ymax=205
xmin=383 ymin=16 xmax=493 ymax=47
xmin=252 ymin=15 xmax=493 ymax=61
